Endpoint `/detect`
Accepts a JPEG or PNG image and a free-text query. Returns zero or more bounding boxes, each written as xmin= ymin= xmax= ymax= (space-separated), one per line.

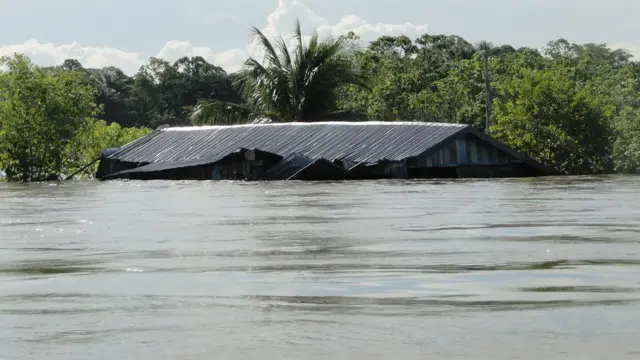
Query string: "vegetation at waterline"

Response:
xmin=0 ymin=55 xmax=151 ymax=181
xmin=1 ymin=20 xmax=640 ymax=181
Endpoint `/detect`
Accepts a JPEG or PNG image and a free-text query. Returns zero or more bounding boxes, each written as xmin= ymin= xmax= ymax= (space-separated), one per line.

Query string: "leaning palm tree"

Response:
xmin=190 ymin=19 xmax=369 ymax=125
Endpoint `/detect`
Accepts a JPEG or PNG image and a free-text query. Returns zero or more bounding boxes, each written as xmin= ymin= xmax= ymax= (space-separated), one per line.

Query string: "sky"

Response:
xmin=0 ymin=0 xmax=638 ymax=75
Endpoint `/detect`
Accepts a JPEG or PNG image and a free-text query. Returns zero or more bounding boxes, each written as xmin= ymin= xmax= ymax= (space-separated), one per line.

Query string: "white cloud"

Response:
xmin=155 ymin=40 xmax=247 ymax=73
xmin=0 ymin=39 xmax=144 ymax=73
xmin=0 ymin=0 xmax=429 ymax=75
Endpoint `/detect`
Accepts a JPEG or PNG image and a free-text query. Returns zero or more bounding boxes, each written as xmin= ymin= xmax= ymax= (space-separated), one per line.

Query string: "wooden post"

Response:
xmin=64 ymin=157 xmax=101 ymax=180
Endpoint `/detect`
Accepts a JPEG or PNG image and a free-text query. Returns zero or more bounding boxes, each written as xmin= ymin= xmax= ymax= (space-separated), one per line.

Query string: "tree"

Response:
xmin=190 ymin=19 xmax=369 ymax=124
xmin=123 ymin=56 xmax=238 ymax=128
xmin=67 ymin=119 xmax=152 ymax=178
xmin=490 ymin=65 xmax=613 ymax=175
xmin=0 ymin=54 xmax=100 ymax=181
xmin=407 ymin=58 xmax=485 ymax=125
xmin=370 ymin=35 xmax=417 ymax=57
xmin=88 ymin=66 xmax=136 ymax=127
xmin=60 ymin=58 xmax=84 ymax=72
xmin=611 ymin=107 xmax=640 ymax=173
xmin=414 ymin=34 xmax=476 ymax=71
xmin=338 ymin=34 xmax=486 ymax=124
xmin=338 ymin=37 xmax=438 ymax=122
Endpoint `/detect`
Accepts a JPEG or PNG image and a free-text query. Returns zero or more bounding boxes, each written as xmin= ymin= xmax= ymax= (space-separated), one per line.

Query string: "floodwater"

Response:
xmin=1 ymin=177 xmax=640 ymax=360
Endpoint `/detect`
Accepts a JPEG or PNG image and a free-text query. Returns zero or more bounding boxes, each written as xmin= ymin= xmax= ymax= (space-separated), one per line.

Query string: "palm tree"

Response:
xmin=190 ymin=19 xmax=369 ymax=125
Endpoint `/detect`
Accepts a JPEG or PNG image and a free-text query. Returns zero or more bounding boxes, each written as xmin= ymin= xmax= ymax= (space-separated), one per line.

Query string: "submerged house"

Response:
xmin=95 ymin=121 xmax=554 ymax=181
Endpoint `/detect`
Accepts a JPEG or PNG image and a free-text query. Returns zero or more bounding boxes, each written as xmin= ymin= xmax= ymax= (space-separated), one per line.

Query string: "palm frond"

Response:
xmin=241 ymin=57 xmax=292 ymax=118
xmin=275 ymin=36 xmax=293 ymax=72
xmin=294 ymin=18 xmax=304 ymax=63
xmin=296 ymin=37 xmax=370 ymax=120
xmin=190 ymin=99 xmax=264 ymax=125
xmin=250 ymin=27 xmax=281 ymax=68
xmin=319 ymin=109 xmax=370 ymax=121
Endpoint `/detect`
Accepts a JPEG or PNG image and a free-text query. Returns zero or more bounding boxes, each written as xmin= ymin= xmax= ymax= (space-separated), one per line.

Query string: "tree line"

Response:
xmin=1 ymin=20 xmax=639 ymax=181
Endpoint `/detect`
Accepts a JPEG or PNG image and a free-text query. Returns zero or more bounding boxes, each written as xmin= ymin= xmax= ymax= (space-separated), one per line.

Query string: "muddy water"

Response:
xmin=1 ymin=176 xmax=639 ymax=359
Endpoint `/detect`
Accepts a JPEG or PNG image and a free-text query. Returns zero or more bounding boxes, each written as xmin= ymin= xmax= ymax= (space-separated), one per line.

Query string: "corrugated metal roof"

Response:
xmin=107 ymin=121 xmax=470 ymax=165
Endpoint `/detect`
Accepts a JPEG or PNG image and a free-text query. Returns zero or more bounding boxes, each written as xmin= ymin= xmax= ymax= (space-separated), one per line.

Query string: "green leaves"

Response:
xmin=491 ymin=65 xmax=613 ymax=175
xmin=485 ymin=40 xmax=640 ymax=175
xmin=67 ymin=119 xmax=151 ymax=178
xmin=0 ymin=54 xmax=99 ymax=181
xmin=0 ymin=54 xmax=151 ymax=181
xmin=338 ymin=36 xmax=488 ymax=124
xmin=611 ymin=107 xmax=640 ymax=173
xmin=191 ymin=99 xmax=264 ymax=125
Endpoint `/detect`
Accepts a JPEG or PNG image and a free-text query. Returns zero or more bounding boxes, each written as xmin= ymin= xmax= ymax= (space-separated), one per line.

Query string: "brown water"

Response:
xmin=1 ymin=176 xmax=640 ymax=359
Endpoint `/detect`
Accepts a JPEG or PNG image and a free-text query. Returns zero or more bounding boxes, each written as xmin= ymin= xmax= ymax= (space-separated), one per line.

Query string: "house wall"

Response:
xmin=211 ymin=161 xmax=263 ymax=180
xmin=404 ymin=133 xmax=545 ymax=179
xmin=210 ymin=150 xmax=281 ymax=180
xmin=413 ymin=133 xmax=516 ymax=168
xmin=348 ymin=160 xmax=409 ymax=180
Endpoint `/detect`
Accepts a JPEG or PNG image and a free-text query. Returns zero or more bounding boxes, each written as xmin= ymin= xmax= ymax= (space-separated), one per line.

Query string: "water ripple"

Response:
xmin=1 ymin=177 xmax=640 ymax=359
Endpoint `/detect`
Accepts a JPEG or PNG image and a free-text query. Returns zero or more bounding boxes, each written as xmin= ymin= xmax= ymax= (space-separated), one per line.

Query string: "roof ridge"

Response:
xmin=162 ymin=121 xmax=469 ymax=131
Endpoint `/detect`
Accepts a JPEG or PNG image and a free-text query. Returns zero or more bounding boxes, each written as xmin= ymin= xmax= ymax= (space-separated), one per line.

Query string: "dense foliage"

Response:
xmin=338 ymin=37 xmax=640 ymax=174
xmin=0 ymin=55 xmax=151 ymax=181
xmin=2 ymin=25 xmax=640 ymax=181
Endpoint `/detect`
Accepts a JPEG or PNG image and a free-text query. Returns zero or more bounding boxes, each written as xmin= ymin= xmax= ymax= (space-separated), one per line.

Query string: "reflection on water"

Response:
xmin=1 ymin=176 xmax=640 ymax=359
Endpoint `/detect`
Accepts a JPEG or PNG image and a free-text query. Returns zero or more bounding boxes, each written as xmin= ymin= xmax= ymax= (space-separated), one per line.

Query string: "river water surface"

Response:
xmin=1 ymin=177 xmax=640 ymax=359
